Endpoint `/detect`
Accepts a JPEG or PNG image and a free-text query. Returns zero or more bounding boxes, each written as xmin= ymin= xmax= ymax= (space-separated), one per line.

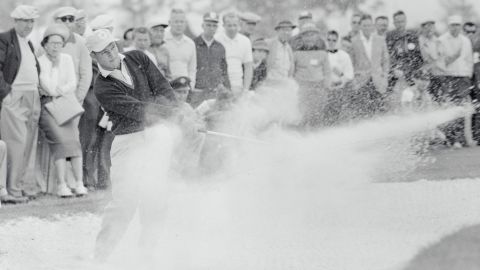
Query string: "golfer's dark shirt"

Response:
xmin=194 ymin=36 xmax=230 ymax=91
xmin=94 ymin=50 xmax=177 ymax=135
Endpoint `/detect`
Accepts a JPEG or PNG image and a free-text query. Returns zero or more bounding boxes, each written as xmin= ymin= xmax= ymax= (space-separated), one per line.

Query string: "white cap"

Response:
xmin=85 ymin=29 xmax=115 ymax=52
xmin=90 ymin=14 xmax=115 ymax=31
xmin=10 ymin=5 xmax=39 ymax=20
xmin=147 ymin=18 xmax=169 ymax=29
xmin=52 ymin=6 xmax=77 ymax=19
xmin=448 ymin=15 xmax=463 ymax=25
xmin=75 ymin=9 xmax=87 ymax=20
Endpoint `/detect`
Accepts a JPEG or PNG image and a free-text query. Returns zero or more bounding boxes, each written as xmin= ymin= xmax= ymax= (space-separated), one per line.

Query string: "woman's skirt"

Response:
xmin=39 ymin=97 xmax=82 ymax=161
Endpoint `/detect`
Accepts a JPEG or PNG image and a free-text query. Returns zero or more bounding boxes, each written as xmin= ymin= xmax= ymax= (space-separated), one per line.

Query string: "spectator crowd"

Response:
xmin=1 ymin=4 xmax=480 ymax=205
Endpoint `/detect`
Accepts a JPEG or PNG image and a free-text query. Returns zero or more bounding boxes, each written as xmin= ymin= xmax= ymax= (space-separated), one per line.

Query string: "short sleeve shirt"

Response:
xmin=215 ymin=32 xmax=253 ymax=88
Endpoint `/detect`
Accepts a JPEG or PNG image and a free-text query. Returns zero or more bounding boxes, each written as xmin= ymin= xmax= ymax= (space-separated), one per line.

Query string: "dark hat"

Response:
xmin=412 ymin=69 xmax=431 ymax=81
xmin=170 ymin=76 xmax=191 ymax=90
xmin=298 ymin=11 xmax=313 ymax=20
xmin=203 ymin=12 xmax=219 ymax=23
xmin=421 ymin=19 xmax=435 ymax=27
xmin=275 ymin=20 xmax=296 ymax=30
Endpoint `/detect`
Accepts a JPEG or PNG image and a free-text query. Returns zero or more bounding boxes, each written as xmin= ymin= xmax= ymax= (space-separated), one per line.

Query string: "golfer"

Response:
xmin=86 ymin=29 xmax=179 ymax=261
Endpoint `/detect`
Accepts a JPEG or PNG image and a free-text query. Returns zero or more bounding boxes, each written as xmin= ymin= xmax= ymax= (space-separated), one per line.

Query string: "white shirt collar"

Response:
xmin=222 ymin=31 xmax=239 ymax=42
xmin=98 ymin=53 xmax=126 ymax=78
xmin=16 ymin=33 xmax=29 ymax=43
xmin=202 ymin=35 xmax=215 ymax=47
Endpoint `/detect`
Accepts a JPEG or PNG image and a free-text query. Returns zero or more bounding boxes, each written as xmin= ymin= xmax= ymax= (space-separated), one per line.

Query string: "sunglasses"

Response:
xmin=466 ymin=30 xmax=476 ymax=34
xmin=59 ymin=16 xmax=75 ymax=23
xmin=327 ymin=39 xmax=337 ymax=42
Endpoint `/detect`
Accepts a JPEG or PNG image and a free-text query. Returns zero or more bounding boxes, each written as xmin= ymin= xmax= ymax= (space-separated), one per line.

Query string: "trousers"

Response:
xmin=0 ymin=90 xmax=41 ymax=197
xmin=95 ymin=126 xmax=176 ymax=260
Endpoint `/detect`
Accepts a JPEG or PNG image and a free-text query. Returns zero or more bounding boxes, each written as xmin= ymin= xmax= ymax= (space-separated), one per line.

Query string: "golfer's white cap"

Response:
xmin=86 ymin=29 xmax=115 ymax=53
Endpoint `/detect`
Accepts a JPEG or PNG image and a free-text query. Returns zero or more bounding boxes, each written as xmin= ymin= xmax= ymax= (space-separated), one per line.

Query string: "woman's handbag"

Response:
xmin=44 ymin=93 xmax=84 ymax=125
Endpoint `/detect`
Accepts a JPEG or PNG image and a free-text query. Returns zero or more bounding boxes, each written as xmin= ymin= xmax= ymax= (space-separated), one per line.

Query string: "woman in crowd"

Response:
xmin=293 ymin=23 xmax=331 ymax=129
xmin=38 ymin=24 xmax=88 ymax=197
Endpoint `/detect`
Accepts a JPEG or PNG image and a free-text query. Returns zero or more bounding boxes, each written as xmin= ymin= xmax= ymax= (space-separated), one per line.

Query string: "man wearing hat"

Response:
xmin=438 ymin=15 xmax=474 ymax=148
xmin=192 ymin=12 xmax=230 ymax=107
xmin=170 ymin=76 xmax=206 ymax=175
xmin=239 ymin=11 xmax=261 ymax=40
xmin=86 ymin=29 xmax=179 ymax=260
xmin=290 ymin=12 xmax=312 ymax=50
xmin=74 ymin=9 xmax=89 ymax=36
xmin=148 ymin=19 xmax=170 ymax=78
xmin=53 ymin=6 xmax=92 ymax=105
xmin=0 ymin=5 xmax=41 ymax=203
xmin=298 ymin=11 xmax=313 ymax=32
xmin=265 ymin=20 xmax=295 ymax=81
xmin=215 ymin=12 xmax=253 ymax=96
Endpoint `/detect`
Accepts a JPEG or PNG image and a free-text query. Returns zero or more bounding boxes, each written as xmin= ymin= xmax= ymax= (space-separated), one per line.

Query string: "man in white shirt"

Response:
xmin=164 ymin=8 xmax=196 ymax=87
xmin=215 ymin=12 xmax=253 ymax=97
xmin=326 ymin=30 xmax=354 ymax=88
xmin=438 ymin=15 xmax=474 ymax=148
xmin=266 ymin=20 xmax=295 ymax=81
xmin=73 ymin=9 xmax=89 ymax=37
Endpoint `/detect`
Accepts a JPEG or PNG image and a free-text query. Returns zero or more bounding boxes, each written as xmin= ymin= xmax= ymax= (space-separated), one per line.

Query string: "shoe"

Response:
xmin=57 ymin=183 xmax=74 ymax=198
xmin=0 ymin=194 xmax=29 ymax=204
xmin=72 ymin=182 xmax=88 ymax=196
xmin=0 ymin=188 xmax=7 ymax=198
xmin=452 ymin=142 xmax=463 ymax=149
xmin=22 ymin=190 xmax=39 ymax=200
xmin=466 ymin=140 xmax=478 ymax=147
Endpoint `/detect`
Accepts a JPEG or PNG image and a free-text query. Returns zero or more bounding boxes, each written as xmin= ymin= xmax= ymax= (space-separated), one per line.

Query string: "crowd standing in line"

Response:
xmin=0 ymin=4 xmax=480 ymax=207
